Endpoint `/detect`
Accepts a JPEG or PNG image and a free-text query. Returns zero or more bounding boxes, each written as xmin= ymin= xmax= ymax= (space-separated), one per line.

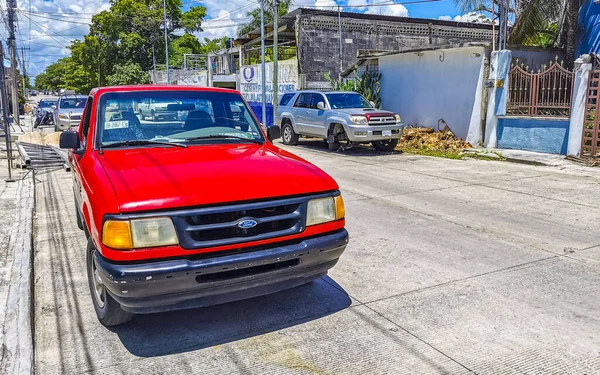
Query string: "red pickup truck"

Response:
xmin=59 ymin=85 xmax=348 ymax=326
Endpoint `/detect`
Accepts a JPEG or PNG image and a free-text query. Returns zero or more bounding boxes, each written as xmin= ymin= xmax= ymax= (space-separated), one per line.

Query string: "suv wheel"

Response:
xmin=282 ymin=122 xmax=298 ymax=145
xmin=372 ymin=139 xmax=399 ymax=152
xmin=328 ymin=124 xmax=350 ymax=151
xmin=86 ymin=239 xmax=135 ymax=326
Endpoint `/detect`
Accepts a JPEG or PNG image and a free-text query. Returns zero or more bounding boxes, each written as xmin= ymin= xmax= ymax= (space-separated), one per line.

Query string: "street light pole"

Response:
xmin=273 ymin=0 xmax=279 ymax=114
xmin=163 ymin=0 xmax=170 ymax=84
xmin=260 ymin=0 xmax=267 ymax=126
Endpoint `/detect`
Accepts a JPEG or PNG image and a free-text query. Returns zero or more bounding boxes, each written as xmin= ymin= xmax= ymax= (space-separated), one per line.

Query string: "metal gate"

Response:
xmin=581 ymin=69 xmax=600 ymax=157
xmin=507 ymin=58 xmax=574 ymax=117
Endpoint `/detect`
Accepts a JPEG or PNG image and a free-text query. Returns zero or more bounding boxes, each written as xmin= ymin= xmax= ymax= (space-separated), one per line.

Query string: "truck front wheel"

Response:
xmin=282 ymin=122 xmax=299 ymax=145
xmin=86 ymin=239 xmax=134 ymax=326
xmin=372 ymin=139 xmax=398 ymax=152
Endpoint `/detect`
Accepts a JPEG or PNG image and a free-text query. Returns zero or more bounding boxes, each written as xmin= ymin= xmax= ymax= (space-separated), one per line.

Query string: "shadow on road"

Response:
xmin=279 ymin=139 xmax=403 ymax=157
xmin=110 ymin=276 xmax=351 ymax=357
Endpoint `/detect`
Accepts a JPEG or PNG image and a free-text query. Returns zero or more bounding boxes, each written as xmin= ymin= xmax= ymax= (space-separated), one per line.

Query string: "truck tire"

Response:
xmin=151 ymin=110 xmax=158 ymax=122
xmin=86 ymin=239 xmax=135 ymax=326
xmin=372 ymin=139 xmax=399 ymax=152
xmin=282 ymin=122 xmax=299 ymax=145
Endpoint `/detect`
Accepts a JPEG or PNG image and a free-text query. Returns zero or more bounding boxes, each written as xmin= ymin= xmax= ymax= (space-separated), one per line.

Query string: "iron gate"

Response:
xmin=581 ymin=69 xmax=600 ymax=157
xmin=507 ymin=58 xmax=574 ymax=117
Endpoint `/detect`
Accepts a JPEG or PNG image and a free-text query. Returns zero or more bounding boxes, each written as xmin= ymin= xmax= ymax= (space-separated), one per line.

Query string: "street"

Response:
xmin=33 ymin=140 xmax=600 ymax=374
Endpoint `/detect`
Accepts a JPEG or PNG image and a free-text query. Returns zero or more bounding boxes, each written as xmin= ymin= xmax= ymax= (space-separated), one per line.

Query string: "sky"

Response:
xmin=4 ymin=0 xmax=484 ymax=81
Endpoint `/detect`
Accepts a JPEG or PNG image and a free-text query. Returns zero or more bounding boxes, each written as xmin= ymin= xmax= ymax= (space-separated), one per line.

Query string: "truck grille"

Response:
xmin=171 ymin=196 xmax=309 ymax=249
xmin=369 ymin=116 xmax=396 ymax=125
xmin=70 ymin=115 xmax=82 ymax=120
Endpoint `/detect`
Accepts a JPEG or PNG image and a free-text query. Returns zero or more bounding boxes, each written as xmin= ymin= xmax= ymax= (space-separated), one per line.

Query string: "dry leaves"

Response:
xmin=398 ymin=126 xmax=471 ymax=151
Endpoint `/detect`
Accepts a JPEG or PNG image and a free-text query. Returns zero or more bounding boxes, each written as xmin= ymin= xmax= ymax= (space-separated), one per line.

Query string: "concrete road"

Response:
xmin=33 ymin=140 xmax=600 ymax=374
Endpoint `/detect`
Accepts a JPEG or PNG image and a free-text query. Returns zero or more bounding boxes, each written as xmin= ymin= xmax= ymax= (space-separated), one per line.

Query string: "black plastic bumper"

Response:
xmin=94 ymin=229 xmax=349 ymax=314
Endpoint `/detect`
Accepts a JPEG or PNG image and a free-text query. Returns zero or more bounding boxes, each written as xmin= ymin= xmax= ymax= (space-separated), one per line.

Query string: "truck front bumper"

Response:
xmin=94 ymin=229 xmax=349 ymax=314
xmin=345 ymin=123 xmax=405 ymax=142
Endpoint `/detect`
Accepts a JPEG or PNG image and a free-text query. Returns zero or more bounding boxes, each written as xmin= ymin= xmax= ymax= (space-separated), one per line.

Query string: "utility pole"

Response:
xmin=338 ymin=6 xmax=343 ymax=81
xmin=20 ymin=46 xmax=28 ymax=98
xmin=260 ymin=0 xmax=266 ymax=125
xmin=7 ymin=0 xmax=20 ymax=126
xmin=0 ymin=42 xmax=14 ymax=181
xmin=162 ymin=0 xmax=170 ymax=84
xmin=272 ymin=0 xmax=279 ymax=114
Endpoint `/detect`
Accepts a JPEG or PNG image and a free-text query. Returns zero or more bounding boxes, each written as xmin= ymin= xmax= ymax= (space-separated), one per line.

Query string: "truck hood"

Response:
xmin=98 ymin=143 xmax=339 ymax=212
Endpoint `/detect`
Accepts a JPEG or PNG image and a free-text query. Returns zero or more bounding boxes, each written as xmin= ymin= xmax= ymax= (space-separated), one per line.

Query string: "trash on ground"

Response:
xmin=398 ymin=126 xmax=471 ymax=151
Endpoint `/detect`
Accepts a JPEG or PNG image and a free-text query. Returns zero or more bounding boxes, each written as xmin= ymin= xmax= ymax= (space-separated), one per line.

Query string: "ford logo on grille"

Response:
xmin=238 ymin=219 xmax=258 ymax=229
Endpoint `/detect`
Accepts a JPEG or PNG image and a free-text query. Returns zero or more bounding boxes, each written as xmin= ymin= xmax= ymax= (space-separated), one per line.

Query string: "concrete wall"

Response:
xmin=297 ymin=14 xmax=493 ymax=83
xmin=378 ymin=46 xmax=486 ymax=145
xmin=510 ymin=47 xmax=566 ymax=70
xmin=497 ymin=117 xmax=570 ymax=155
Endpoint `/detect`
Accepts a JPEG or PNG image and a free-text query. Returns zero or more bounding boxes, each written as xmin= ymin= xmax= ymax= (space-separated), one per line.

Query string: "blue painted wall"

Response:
xmin=248 ymin=102 xmax=274 ymax=126
xmin=497 ymin=117 xmax=570 ymax=155
xmin=577 ymin=1 xmax=600 ymax=55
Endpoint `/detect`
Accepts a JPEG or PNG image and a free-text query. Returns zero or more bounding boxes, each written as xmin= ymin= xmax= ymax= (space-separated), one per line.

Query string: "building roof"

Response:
xmin=235 ymin=7 xmax=495 ymax=45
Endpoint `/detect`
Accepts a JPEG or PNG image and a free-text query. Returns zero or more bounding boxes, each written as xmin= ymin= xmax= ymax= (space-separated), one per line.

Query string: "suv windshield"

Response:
xmin=96 ymin=91 xmax=265 ymax=147
xmin=39 ymin=100 xmax=54 ymax=108
xmin=60 ymin=97 xmax=87 ymax=109
xmin=326 ymin=93 xmax=373 ymax=109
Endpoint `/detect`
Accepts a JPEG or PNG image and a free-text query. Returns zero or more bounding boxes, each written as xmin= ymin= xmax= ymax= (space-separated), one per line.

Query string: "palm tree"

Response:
xmin=454 ymin=0 xmax=582 ymax=64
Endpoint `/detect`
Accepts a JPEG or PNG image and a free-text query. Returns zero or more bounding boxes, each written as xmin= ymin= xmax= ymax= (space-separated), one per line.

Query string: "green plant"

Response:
xmin=324 ymin=70 xmax=382 ymax=108
xmin=357 ymin=72 xmax=382 ymax=109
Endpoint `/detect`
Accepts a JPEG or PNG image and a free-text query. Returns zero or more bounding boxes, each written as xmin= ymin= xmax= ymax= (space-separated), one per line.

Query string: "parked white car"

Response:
xmin=275 ymin=91 xmax=404 ymax=151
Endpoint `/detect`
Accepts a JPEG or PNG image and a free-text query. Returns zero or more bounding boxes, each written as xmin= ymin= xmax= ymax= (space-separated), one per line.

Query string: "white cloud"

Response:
xmin=438 ymin=12 xmax=493 ymax=24
xmin=16 ymin=0 xmax=110 ymax=79
xmin=365 ymin=4 xmax=408 ymax=17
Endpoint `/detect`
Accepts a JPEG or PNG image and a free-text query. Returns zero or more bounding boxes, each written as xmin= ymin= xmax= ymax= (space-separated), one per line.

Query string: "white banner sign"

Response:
xmin=239 ymin=58 xmax=298 ymax=103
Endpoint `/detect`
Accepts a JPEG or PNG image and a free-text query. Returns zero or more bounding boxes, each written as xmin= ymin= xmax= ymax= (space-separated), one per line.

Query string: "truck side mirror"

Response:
xmin=369 ymin=101 xmax=376 ymax=108
xmin=317 ymin=102 xmax=326 ymax=110
xmin=59 ymin=131 xmax=80 ymax=150
xmin=267 ymin=126 xmax=281 ymax=142
xmin=51 ymin=105 xmax=57 ymax=110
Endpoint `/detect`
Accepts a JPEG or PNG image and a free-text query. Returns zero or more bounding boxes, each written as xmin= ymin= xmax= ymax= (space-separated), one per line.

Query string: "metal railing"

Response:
xmin=507 ymin=58 xmax=574 ymax=117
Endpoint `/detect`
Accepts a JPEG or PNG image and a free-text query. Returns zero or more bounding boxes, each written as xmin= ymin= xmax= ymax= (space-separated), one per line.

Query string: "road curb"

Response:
xmin=0 ymin=173 xmax=35 ymax=375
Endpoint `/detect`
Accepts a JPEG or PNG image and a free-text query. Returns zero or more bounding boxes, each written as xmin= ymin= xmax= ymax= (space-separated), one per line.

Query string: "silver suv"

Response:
xmin=53 ymin=94 xmax=87 ymax=132
xmin=275 ymin=91 xmax=404 ymax=151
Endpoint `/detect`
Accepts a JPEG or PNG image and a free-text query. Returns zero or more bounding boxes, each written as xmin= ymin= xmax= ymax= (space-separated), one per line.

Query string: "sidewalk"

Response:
xmin=0 ymin=158 xmax=34 ymax=375
xmin=490 ymin=148 xmax=600 ymax=175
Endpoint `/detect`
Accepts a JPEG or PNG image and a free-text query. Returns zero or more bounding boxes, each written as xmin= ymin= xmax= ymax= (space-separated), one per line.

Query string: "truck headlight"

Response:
xmin=103 ymin=217 xmax=178 ymax=249
xmin=306 ymin=196 xmax=345 ymax=226
xmin=350 ymin=115 xmax=368 ymax=125
xmin=394 ymin=114 xmax=401 ymax=123
xmin=58 ymin=114 xmax=69 ymax=119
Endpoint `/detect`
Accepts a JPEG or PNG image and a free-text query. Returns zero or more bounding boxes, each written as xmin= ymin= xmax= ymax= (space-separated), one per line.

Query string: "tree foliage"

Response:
xmin=34 ymin=0 xmax=227 ymax=93
xmin=107 ymin=63 xmax=151 ymax=85
xmin=452 ymin=0 xmax=577 ymax=52
xmin=237 ymin=0 xmax=292 ymax=37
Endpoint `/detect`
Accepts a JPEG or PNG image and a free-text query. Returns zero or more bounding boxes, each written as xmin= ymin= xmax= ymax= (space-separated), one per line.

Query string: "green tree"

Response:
xmin=36 ymin=0 xmax=209 ymax=92
xmin=237 ymin=0 xmax=291 ymax=37
xmin=453 ymin=0 xmax=581 ymax=62
xmin=106 ymin=63 xmax=151 ymax=85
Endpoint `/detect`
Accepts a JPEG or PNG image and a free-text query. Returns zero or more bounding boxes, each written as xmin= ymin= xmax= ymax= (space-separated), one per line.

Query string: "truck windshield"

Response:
xmin=325 ymin=93 xmax=373 ymax=109
xmin=96 ymin=91 xmax=265 ymax=148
